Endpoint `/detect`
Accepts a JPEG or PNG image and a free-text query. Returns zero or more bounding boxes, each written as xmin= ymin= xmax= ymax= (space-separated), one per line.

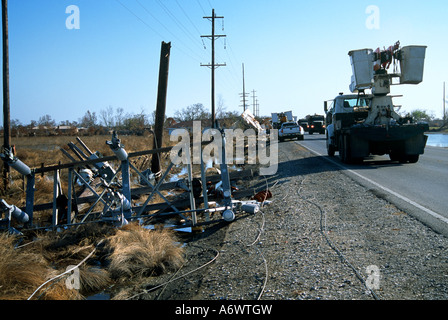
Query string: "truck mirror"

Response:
xmin=324 ymin=101 xmax=328 ymax=112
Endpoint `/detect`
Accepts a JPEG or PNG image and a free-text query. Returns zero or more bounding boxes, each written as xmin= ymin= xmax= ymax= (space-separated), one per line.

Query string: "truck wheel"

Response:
xmin=326 ymin=133 xmax=335 ymax=156
xmin=339 ymin=135 xmax=352 ymax=163
xmin=407 ymin=155 xmax=419 ymax=163
xmin=327 ymin=138 xmax=335 ymax=157
xmin=389 ymin=152 xmax=400 ymax=162
xmin=339 ymin=136 xmax=345 ymax=162
xmin=328 ymin=144 xmax=335 ymax=157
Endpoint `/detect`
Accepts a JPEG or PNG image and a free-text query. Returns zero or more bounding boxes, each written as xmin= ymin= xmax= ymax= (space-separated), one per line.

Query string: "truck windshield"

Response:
xmin=343 ymin=98 xmax=369 ymax=108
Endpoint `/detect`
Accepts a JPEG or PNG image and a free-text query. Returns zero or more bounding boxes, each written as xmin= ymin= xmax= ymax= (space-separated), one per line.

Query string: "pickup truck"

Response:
xmin=279 ymin=122 xmax=304 ymax=142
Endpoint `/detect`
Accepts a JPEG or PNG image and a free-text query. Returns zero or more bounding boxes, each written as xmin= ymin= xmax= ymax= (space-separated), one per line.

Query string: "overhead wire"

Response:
xmin=155 ymin=0 xmax=205 ymax=53
xmin=195 ymin=0 xmax=207 ymax=16
xmin=114 ymin=0 xmax=165 ymax=39
xmin=114 ymin=0 xmax=206 ymax=64
xmin=114 ymin=0 xmax=245 ymax=113
xmin=175 ymin=0 xmax=204 ymax=36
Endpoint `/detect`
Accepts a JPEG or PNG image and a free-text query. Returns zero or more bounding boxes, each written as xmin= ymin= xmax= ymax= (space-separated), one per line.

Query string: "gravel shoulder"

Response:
xmin=137 ymin=141 xmax=448 ymax=301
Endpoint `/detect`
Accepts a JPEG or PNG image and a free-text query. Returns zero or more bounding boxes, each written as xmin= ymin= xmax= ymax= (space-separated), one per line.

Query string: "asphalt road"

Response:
xmin=293 ymin=133 xmax=448 ymax=237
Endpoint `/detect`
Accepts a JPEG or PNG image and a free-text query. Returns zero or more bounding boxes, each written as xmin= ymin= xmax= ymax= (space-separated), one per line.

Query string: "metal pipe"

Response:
xmin=1 ymin=199 xmax=29 ymax=223
xmin=0 ymin=148 xmax=31 ymax=176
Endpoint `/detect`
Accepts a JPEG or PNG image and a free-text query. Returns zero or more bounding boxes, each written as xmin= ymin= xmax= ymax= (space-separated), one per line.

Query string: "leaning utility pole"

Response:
xmin=151 ymin=41 xmax=171 ymax=177
xmin=201 ymin=9 xmax=226 ymax=128
xmin=2 ymin=0 xmax=10 ymax=189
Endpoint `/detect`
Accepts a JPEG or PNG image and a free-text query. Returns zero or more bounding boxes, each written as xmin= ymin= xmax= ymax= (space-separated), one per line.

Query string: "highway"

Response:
xmin=294 ymin=133 xmax=448 ymax=236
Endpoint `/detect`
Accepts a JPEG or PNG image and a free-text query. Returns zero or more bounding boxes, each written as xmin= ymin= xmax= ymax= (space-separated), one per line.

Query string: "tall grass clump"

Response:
xmin=106 ymin=223 xmax=184 ymax=279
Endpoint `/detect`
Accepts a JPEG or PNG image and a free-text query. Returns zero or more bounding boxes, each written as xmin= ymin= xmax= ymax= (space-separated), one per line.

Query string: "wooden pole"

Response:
xmin=151 ymin=41 xmax=171 ymax=176
xmin=2 ymin=0 xmax=10 ymax=189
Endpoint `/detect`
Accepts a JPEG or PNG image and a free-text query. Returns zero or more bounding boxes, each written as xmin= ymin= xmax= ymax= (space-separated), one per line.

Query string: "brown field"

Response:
xmin=1 ymin=133 xmax=174 ymax=207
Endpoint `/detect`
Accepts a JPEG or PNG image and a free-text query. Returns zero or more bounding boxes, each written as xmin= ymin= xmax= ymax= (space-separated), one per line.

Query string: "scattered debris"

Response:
xmin=0 ymin=130 xmax=272 ymax=300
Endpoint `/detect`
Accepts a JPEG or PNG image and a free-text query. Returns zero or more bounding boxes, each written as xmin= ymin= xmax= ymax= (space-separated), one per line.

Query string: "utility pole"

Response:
xmin=251 ymin=90 xmax=258 ymax=117
xmin=256 ymin=99 xmax=259 ymax=117
xmin=239 ymin=63 xmax=248 ymax=112
xmin=151 ymin=41 xmax=171 ymax=178
xmin=201 ymin=9 xmax=226 ymax=128
xmin=443 ymin=81 xmax=446 ymax=126
xmin=2 ymin=0 xmax=10 ymax=189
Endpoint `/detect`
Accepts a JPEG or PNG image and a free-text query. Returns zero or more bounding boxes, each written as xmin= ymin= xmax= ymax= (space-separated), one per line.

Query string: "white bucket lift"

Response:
xmin=349 ymin=49 xmax=374 ymax=92
xmin=348 ymin=43 xmax=427 ymax=94
xmin=399 ymin=45 xmax=427 ymax=84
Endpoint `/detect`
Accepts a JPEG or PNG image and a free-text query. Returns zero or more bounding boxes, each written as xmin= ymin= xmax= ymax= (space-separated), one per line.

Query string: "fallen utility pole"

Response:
xmin=2 ymin=0 xmax=10 ymax=189
xmin=201 ymin=9 xmax=226 ymax=128
xmin=151 ymin=41 xmax=171 ymax=177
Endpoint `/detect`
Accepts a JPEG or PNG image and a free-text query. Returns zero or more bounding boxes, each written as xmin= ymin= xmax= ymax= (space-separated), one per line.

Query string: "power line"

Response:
xmin=114 ymin=0 xmax=205 ymax=64
xmin=114 ymin=0 xmax=165 ymax=39
xmin=115 ymin=0 xmax=244 ymax=114
xmin=175 ymin=0 xmax=203 ymax=36
xmin=135 ymin=0 xmax=205 ymax=63
xmin=196 ymin=0 xmax=207 ymax=15
xmin=155 ymin=0 xmax=203 ymax=51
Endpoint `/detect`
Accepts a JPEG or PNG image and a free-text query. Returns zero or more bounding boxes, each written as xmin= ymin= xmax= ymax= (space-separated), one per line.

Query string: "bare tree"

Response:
xmin=79 ymin=110 xmax=97 ymax=128
xmin=115 ymin=107 xmax=124 ymax=128
xmin=100 ymin=105 xmax=115 ymax=128
xmin=216 ymin=95 xmax=227 ymax=119
xmin=174 ymin=103 xmax=210 ymax=122
xmin=38 ymin=114 xmax=56 ymax=128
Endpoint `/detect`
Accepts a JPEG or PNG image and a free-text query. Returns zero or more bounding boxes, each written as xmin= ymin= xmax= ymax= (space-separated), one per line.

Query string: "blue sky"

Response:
xmin=3 ymin=0 xmax=448 ymax=125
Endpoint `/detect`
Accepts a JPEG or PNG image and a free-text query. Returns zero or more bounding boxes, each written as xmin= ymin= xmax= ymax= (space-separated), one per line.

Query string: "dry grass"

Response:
xmin=106 ymin=223 xmax=184 ymax=279
xmin=0 ymin=222 xmax=185 ymax=300
xmin=78 ymin=267 xmax=112 ymax=296
xmin=0 ymin=233 xmax=83 ymax=300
